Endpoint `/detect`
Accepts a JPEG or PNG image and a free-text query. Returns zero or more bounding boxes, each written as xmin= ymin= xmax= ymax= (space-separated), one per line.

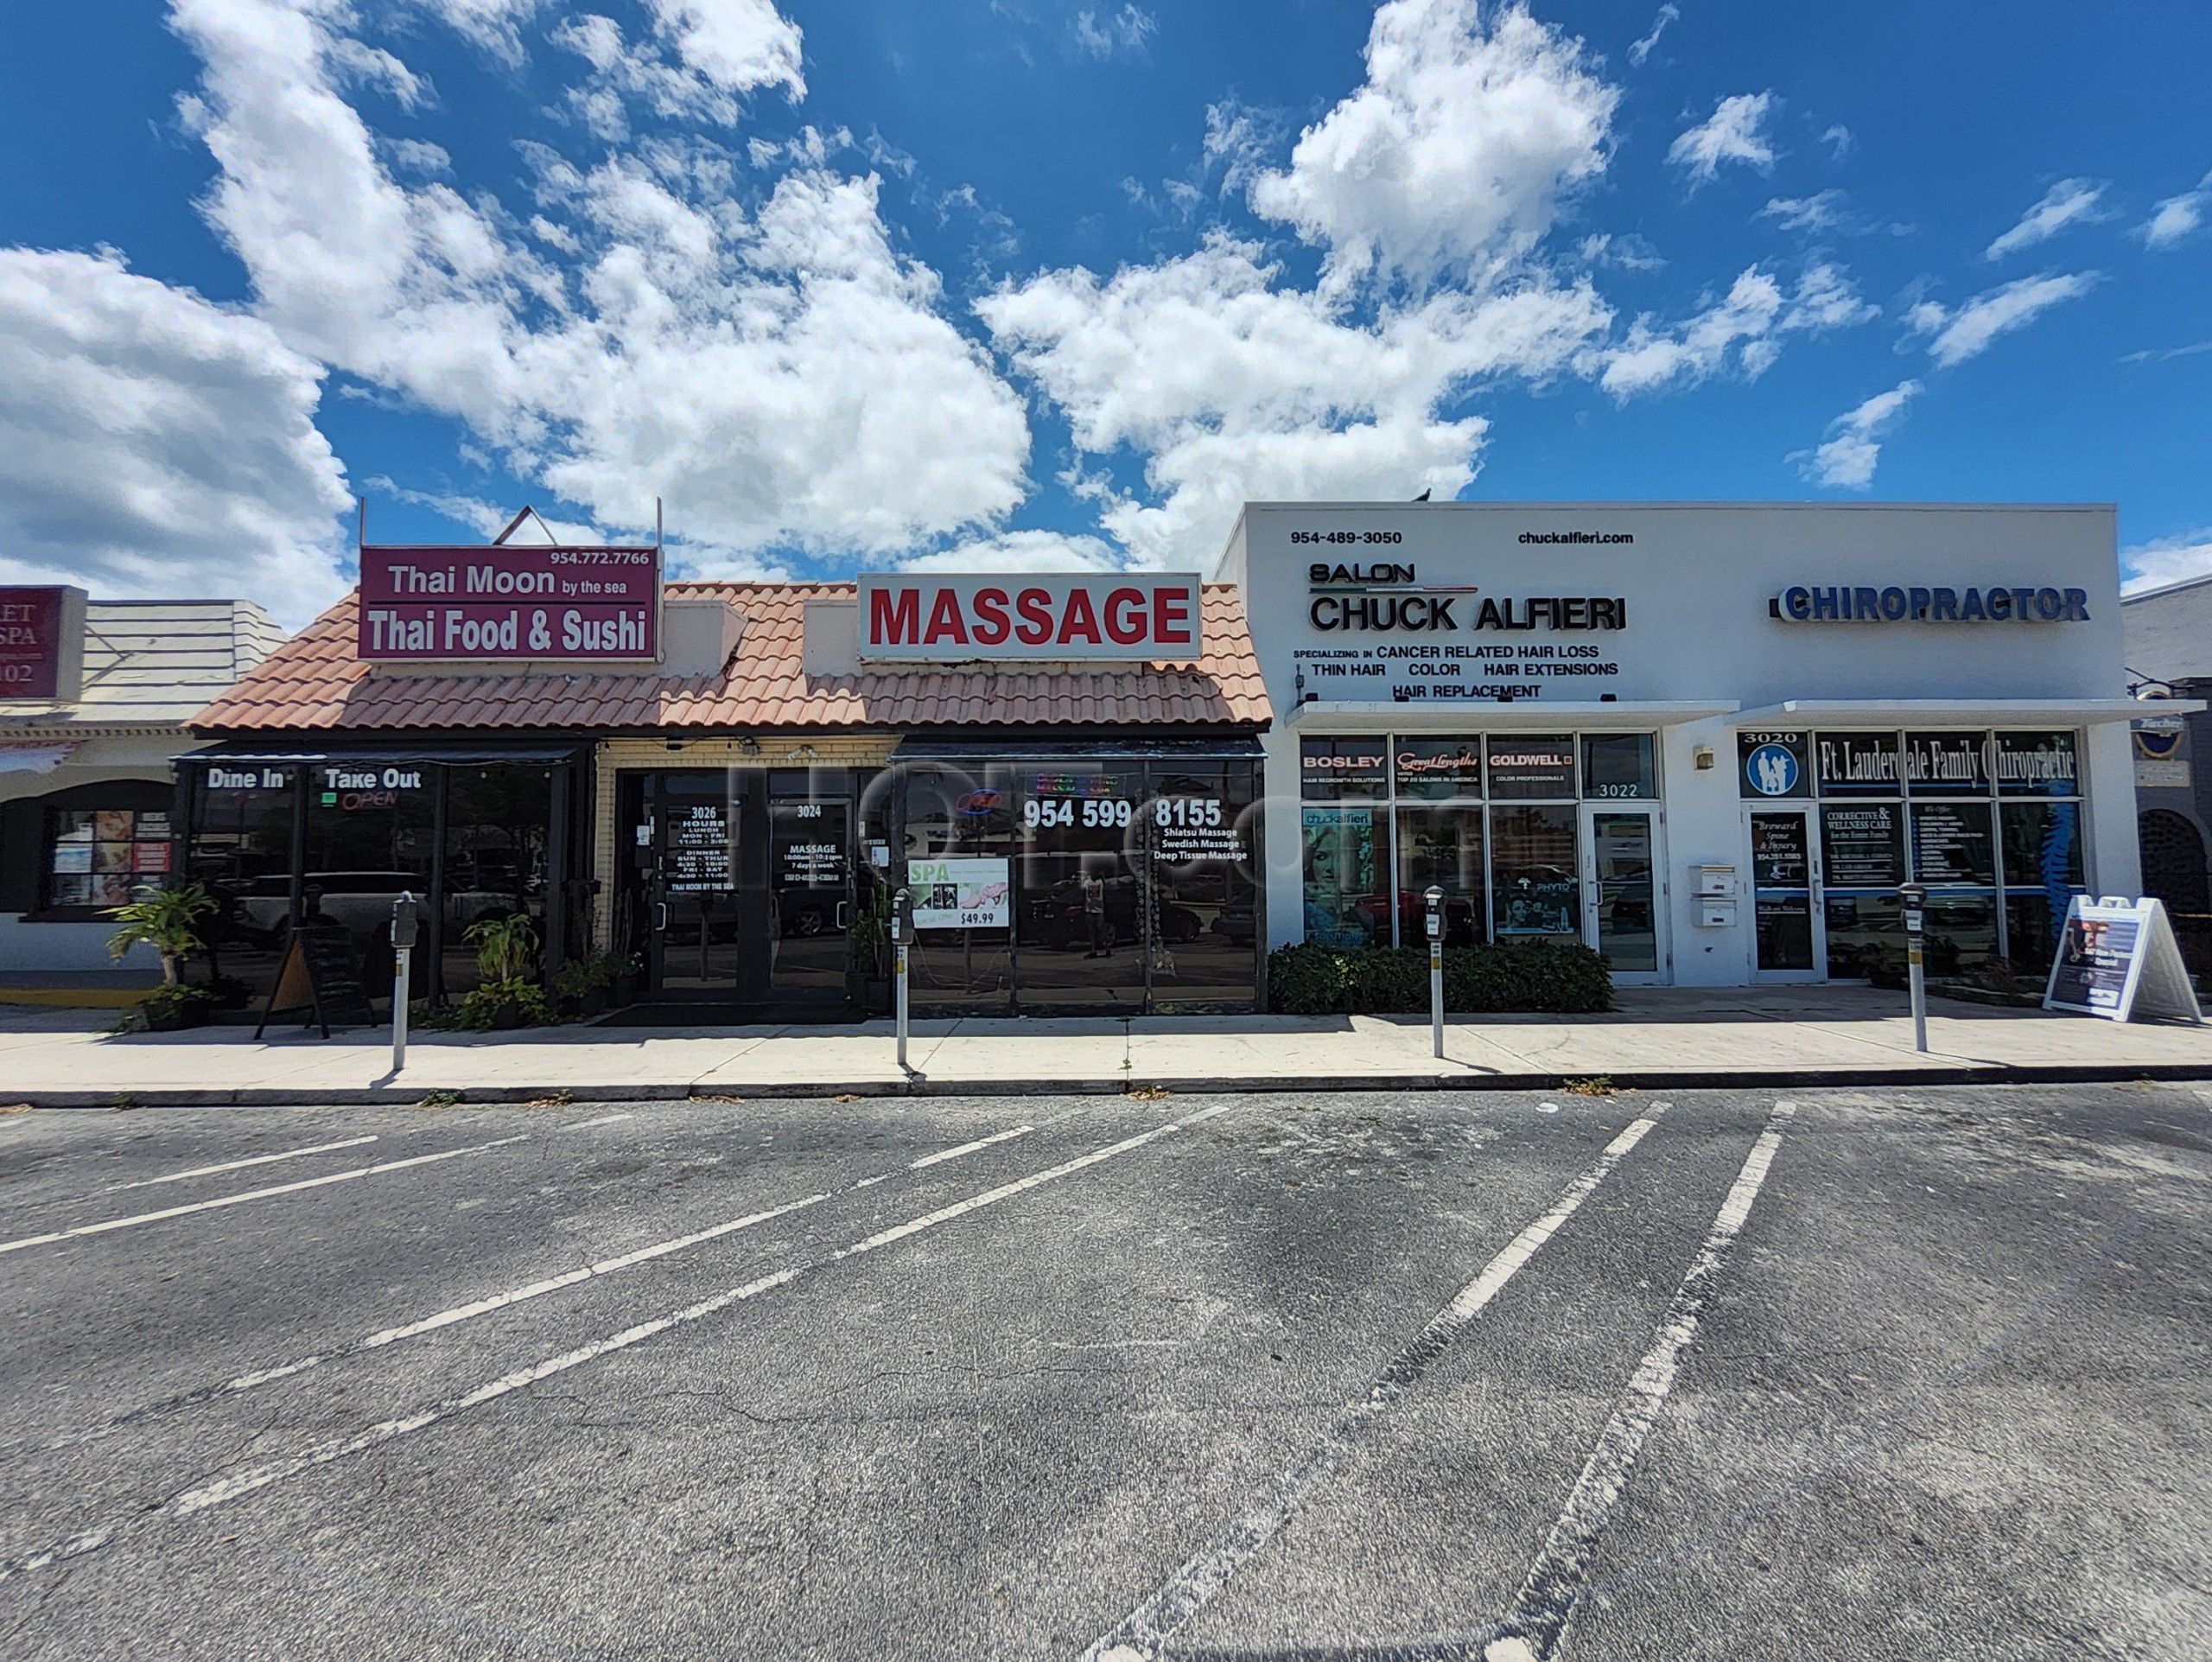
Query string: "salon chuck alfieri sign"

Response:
xmin=357 ymin=544 xmax=662 ymax=663
xmin=1228 ymin=504 xmax=2122 ymax=710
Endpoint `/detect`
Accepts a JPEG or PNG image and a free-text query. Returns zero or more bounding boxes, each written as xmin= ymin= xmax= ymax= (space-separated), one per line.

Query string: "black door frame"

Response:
xmin=632 ymin=766 xmax=856 ymax=1019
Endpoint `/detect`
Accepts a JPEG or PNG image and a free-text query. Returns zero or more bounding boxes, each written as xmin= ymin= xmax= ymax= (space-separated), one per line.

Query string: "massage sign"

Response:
xmin=1292 ymin=562 xmax=1628 ymax=704
xmin=357 ymin=544 xmax=662 ymax=663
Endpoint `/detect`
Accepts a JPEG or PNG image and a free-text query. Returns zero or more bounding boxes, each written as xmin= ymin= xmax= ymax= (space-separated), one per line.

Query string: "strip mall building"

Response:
xmin=178 ymin=500 xmax=2141 ymax=1018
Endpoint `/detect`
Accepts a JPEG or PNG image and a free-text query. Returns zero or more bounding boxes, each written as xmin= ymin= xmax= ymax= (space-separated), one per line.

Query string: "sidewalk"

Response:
xmin=2 ymin=987 xmax=2208 ymax=1106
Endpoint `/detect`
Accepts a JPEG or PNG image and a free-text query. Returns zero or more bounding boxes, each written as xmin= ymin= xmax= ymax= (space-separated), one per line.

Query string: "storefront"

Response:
xmin=181 ymin=547 xmax=1271 ymax=1020
xmin=1223 ymin=502 xmax=2148 ymax=985
xmin=0 ymin=589 xmax=285 ymax=989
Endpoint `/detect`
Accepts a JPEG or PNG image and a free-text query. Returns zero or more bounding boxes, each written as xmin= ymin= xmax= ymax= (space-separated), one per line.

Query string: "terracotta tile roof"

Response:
xmin=191 ymin=582 xmax=1272 ymax=735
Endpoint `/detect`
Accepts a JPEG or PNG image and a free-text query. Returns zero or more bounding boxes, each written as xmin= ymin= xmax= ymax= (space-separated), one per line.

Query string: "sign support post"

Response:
xmin=390 ymin=891 xmax=420 ymax=1073
xmin=1898 ymin=882 xmax=1928 ymax=1053
xmin=1424 ymin=885 xmax=1445 ymax=1061
xmin=892 ymin=887 xmax=912 ymax=1072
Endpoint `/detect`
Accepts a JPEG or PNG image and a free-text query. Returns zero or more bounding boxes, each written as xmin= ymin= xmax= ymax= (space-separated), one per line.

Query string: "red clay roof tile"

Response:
xmin=193 ymin=582 xmax=1272 ymax=735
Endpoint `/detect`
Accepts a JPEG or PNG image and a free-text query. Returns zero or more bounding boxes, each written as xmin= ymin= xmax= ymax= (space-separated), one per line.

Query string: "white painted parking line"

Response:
xmin=2 ymin=1100 xmax=1239 ymax=1583
xmin=909 ymin=1123 xmax=1034 ymax=1168
xmin=0 ymin=1136 xmax=531 ymax=1257
xmin=48 ymin=1116 xmax=1051 ymax=1451
xmin=567 ymin=1114 xmax=634 ymax=1130
xmin=1080 ymin=1105 xmax=1673 ymax=1662
xmin=105 ymin=1136 xmax=381 ymax=1193
xmin=1483 ymin=1100 xmax=1796 ymax=1662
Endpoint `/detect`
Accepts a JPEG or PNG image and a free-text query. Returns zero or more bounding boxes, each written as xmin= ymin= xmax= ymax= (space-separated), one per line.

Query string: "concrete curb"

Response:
xmin=16 ymin=1060 xmax=2212 ymax=1108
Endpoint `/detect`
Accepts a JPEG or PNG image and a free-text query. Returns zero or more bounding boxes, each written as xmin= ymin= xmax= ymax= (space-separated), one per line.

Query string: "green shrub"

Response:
xmin=1267 ymin=941 xmax=1612 ymax=1015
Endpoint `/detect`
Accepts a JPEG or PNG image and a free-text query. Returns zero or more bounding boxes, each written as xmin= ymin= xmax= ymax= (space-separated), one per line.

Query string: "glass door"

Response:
xmin=651 ymin=772 xmax=742 ymax=998
xmin=1746 ymin=806 xmax=1823 ymax=979
xmin=1581 ymin=806 xmax=1665 ymax=982
xmin=766 ymin=772 xmax=852 ymax=1014
xmin=1014 ymin=766 xmax=1147 ymax=1011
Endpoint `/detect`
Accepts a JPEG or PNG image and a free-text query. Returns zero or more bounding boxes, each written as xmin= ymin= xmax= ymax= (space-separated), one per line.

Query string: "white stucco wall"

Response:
xmin=1224 ymin=502 xmax=2129 ymax=984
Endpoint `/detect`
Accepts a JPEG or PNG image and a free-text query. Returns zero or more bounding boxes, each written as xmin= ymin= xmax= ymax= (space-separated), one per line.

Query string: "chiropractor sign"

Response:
xmin=856 ymin=573 xmax=1204 ymax=662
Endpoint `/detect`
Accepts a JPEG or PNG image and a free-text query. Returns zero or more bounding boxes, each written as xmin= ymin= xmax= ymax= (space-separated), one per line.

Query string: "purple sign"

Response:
xmin=357 ymin=544 xmax=661 ymax=663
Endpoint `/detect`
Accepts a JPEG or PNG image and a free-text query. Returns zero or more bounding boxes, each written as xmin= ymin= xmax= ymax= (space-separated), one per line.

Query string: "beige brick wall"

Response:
xmin=587 ymin=735 xmax=899 ymax=946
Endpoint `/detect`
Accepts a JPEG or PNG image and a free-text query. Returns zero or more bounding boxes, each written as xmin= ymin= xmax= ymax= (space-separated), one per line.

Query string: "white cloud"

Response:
xmin=1790 ymin=378 xmax=1921 ymax=490
xmin=1244 ymin=0 xmax=1618 ymax=291
xmin=1072 ymin=5 xmax=1155 ymax=59
xmin=168 ymin=0 xmax=1032 ymax=564
xmin=550 ymin=7 xmax=802 ymax=140
xmin=0 ymin=249 xmax=351 ymax=621
xmin=1626 ymin=3 xmax=1676 ymax=67
xmin=643 ymin=0 xmax=804 ymax=97
xmin=1598 ymin=261 xmax=1872 ymax=397
xmin=899 ymin=530 xmax=1119 ymax=572
xmin=1759 ymin=191 xmax=1844 ymax=232
xmin=1985 ymin=178 xmax=2106 ymax=259
xmin=404 ymin=0 xmax=543 ymax=67
xmin=1907 ymin=271 xmax=2099 ymax=368
xmin=2140 ymin=173 xmax=2211 ymax=250
xmin=980 ymin=231 xmax=1611 ymax=566
xmin=1667 ymin=92 xmax=1776 ymax=186
xmin=1819 ymin=124 xmax=1853 ymax=159
xmin=2121 ymin=529 xmax=2212 ymax=595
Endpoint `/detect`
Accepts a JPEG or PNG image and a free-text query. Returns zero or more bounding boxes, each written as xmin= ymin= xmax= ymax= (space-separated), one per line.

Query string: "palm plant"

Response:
xmin=465 ymin=912 xmax=540 ymax=983
xmin=106 ymin=883 xmax=218 ymax=986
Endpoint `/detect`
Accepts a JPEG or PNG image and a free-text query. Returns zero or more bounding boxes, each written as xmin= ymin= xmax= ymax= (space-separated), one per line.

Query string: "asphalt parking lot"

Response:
xmin=1 ymin=1082 xmax=2208 ymax=1661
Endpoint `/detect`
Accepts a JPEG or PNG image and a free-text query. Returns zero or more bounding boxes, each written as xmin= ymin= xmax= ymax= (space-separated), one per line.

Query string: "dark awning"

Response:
xmin=890 ymin=735 xmax=1263 ymax=762
xmin=176 ymin=740 xmax=587 ymax=767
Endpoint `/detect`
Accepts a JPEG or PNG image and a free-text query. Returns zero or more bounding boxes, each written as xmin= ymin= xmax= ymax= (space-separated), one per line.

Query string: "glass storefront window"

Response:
xmin=1395 ymin=806 xmax=1484 ymax=946
xmin=905 ymin=764 xmax=1014 ymax=1013
xmin=1738 ymin=730 xmax=1811 ymax=799
xmin=1582 ymin=734 xmax=1656 ymax=799
xmin=1821 ymin=802 xmax=1905 ymax=889
xmin=1823 ymin=892 xmax=1899 ymax=981
xmin=1814 ymin=732 xmax=1904 ymax=796
xmin=1992 ymin=730 xmax=2080 ymax=797
xmin=1910 ymin=799 xmax=1996 ymax=887
xmin=1491 ymin=804 xmax=1580 ymax=939
xmin=1147 ymin=762 xmax=1260 ymax=1010
xmin=43 ymin=808 xmax=171 ymax=909
xmin=188 ymin=767 xmax=299 ymax=1003
xmin=302 ymin=762 xmax=438 ymax=997
xmin=1301 ymin=806 xmax=1382 ymax=947
xmin=442 ymin=767 xmax=550 ymax=996
xmin=1300 ymin=739 xmax=1387 ymax=799
xmin=1485 ymin=736 xmax=1576 ymax=801
xmin=1392 ymin=739 xmax=1483 ymax=800
xmin=1904 ymin=731 xmax=1989 ymax=793
xmin=1923 ymin=892 xmax=2001 ymax=976
xmin=1999 ymin=799 xmax=2084 ymax=893
xmin=1016 ymin=765 xmax=1146 ymax=1011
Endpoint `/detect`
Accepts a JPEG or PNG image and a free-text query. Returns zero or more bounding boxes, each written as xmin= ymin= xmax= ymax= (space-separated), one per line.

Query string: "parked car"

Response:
xmin=1027 ymin=876 xmax=1200 ymax=950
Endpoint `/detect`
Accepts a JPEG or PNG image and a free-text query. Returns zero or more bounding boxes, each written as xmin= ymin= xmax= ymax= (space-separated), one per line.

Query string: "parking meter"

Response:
xmin=1424 ymin=885 xmax=1445 ymax=1060
xmin=1897 ymin=881 xmax=1928 ymax=1053
xmin=892 ymin=887 xmax=912 ymax=1070
xmin=390 ymin=891 xmax=420 ymax=1073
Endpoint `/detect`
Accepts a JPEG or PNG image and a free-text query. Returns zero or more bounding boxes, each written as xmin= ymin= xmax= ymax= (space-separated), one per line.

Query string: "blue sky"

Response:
xmin=0 ymin=0 xmax=2207 ymax=621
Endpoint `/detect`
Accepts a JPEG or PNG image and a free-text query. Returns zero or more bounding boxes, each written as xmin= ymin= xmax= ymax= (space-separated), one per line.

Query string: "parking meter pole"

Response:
xmin=1424 ymin=885 xmax=1445 ymax=1061
xmin=390 ymin=891 xmax=421 ymax=1074
xmin=1899 ymin=882 xmax=1928 ymax=1054
xmin=893 ymin=888 xmax=912 ymax=1072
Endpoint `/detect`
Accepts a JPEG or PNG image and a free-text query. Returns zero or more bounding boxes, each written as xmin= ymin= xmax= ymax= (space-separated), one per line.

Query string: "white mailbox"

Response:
xmin=1694 ymin=863 xmax=1737 ymax=928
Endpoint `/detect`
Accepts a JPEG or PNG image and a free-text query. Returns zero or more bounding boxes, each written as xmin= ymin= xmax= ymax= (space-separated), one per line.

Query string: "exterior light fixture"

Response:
xmin=1694 ymin=745 xmax=1716 ymax=770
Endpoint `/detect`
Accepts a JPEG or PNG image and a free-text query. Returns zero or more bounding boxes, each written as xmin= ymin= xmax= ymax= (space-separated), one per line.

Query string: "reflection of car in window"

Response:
xmin=209 ymin=869 xmax=524 ymax=950
xmin=1030 ymin=876 xmax=1200 ymax=949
